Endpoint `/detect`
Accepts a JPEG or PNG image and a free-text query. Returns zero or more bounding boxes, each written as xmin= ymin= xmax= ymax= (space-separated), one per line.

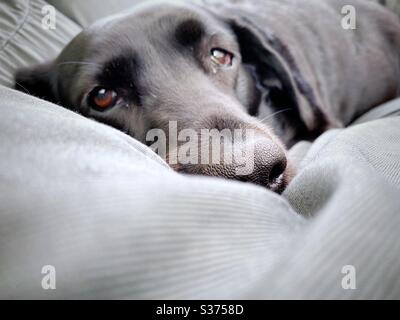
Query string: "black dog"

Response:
xmin=15 ymin=0 xmax=400 ymax=192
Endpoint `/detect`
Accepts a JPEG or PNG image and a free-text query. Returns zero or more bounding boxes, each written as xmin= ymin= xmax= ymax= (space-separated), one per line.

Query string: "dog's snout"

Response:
xmin=174 ymin=129 xmax=290 ymax=192
xmin=169 ymin=112 xmax=290 ymax=192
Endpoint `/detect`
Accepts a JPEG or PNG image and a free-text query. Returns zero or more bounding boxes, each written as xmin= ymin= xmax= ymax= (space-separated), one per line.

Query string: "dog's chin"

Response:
xmin=170 ymin=162 xmax=294 ymax=194
xmin=269 ymin=167 xmax=294 ymax=194
xmin=238 ymin=168 xmax=291 ymax=194
xmin=274 ymin=161 xmax=296 ymax=194
xmin=267 ymin=173 xmax=287 ymax=194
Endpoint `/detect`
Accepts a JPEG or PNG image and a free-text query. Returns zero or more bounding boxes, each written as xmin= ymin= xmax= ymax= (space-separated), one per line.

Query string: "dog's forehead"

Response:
xmin=55 ymin=1 xmax=235 ymax=105
xmin=88 ymin=1 xmax=228 ymax=45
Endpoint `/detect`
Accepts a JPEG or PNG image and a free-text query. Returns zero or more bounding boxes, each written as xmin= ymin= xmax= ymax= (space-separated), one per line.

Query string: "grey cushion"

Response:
xmin=0 ymin=0 xmax=150 ymax=88
xmin=371 ymin=0 xmax=400 ymax=17
xmin=1 ymin=0 xmax=400 ymax=300
xmin=0 ymin=0 xmax=81 ymax=87
xmin=0 ymin=85 xmax=399 ymax=299
xmin=46 ymin=0 xmax=146 ymax=27
xmin=0 ymin=86 xmax=300 ymax=299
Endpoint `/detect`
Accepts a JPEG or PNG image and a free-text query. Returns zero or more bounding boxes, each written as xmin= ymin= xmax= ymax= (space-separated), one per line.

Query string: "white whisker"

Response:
xmin=56 ymin=61 xmax=101 ymax=68
xmin=259 ymin=108 xmax=292 ymax=123
xmin=15 ymin=81 xmax=31 ymax=95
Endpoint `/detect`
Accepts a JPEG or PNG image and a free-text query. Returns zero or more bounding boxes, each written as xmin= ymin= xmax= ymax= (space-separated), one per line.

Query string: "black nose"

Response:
xmin=268 ymin=157 xmax=287 ymax=183
xmin=237 ymin=140 xmax=288 ymax=190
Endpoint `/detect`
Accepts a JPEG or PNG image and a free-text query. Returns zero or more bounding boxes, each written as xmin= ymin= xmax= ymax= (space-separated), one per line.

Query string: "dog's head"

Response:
xmin=15 ymin=0 xmax=322 ymax=192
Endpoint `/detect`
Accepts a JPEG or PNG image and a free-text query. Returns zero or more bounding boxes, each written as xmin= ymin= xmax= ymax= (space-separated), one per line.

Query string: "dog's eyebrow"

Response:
xmin=175 ymin=19 xmax=205 ymax=46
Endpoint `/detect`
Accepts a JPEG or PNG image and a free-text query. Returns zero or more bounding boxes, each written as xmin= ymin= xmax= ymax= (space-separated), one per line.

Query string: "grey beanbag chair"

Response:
xmin=0 ymin=0 xmax=399 ymax=299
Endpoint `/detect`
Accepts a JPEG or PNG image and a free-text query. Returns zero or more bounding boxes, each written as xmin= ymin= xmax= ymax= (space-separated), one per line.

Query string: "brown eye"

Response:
xmin=210 ymin=48 xmax=233 ymax=67
xmin=89 ymin=87 xmax=118 ymax=111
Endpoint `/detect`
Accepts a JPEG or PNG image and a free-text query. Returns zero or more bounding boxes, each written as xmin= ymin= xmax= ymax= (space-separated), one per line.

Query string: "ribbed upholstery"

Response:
xmin=0 ymin=86 xmax=399 ymax=299
xmin=46 ymin=0 xmax=146 ymax=27
xmin=1 ymin=0 xmax=400 ymax=300
xmin=0 ymin=0 xmax=81 ymax=87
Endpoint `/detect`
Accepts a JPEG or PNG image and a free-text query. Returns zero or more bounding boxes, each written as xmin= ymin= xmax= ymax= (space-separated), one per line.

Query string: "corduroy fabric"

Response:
xmin=0 ymin=0 xmax=81 ymax=87
xmin=46 ymin=0 xmax=146 ymax=27
xmin=1 ymin=0 xmax=400 ymax=300
xmin=0 ymin=86 xmax=399 ymax=299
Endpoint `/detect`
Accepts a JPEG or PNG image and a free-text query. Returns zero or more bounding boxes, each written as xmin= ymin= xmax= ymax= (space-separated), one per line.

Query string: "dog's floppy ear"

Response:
xmin=14 ymin=62 xmax=58 ymax=104
xmin=229 ymin=18 xmax=336 ymax=144
xmin=208 ymin=6 xmax=337 ymax=145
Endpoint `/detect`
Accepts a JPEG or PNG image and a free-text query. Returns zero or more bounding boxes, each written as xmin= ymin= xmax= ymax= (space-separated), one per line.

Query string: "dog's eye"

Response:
xmin=210 ymin=48 xmax=233 ymax=67
xmin=88 ymin=87 xmax=118 ymax=111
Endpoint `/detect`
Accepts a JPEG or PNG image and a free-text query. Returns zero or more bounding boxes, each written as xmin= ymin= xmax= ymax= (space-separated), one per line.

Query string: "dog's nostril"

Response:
xmin=268 ymin=159 xmax=287 ymax=183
